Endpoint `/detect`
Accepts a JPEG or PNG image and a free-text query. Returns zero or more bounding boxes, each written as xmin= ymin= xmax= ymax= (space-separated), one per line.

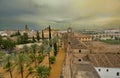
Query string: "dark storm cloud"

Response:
xmin=0 ymin=0 xmax=120 ymax=29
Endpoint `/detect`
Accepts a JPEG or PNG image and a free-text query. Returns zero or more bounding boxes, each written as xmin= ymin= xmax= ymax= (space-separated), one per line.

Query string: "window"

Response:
xmin=117 ymin=72 xmax=119 ymax=76
xmin=68 ymin=42 xmax=70 ymax=44
xmin=78 ymin=59 xmax=81 ymax=62
xmin=98 ymin=69 xmax=101 ymax=72
xmin=106 ymin=69 xmax=109 ymax=72
xmin=79 ymin=50 xmax=81 ymax=53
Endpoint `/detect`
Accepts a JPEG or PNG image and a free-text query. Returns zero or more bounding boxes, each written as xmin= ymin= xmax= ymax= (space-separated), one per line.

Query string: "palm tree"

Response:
xmin=15 ymin=53 xmax=31 ymax=78
xmin=3 ymin=53 xmax=15 ymax=78
xmin=53 ymin=34 xmax=59 ymax=43
xmin=44 ymin=45 xmax=52 ymax=68
xmin=42 ymin=39 xmax=49 ymax=46
xmin=36 ymin=55 xmax=44 ymax=64
xmin=38 ymin=44 xmax=45 ymax=56
xmin=36 ymin=44 xmax=45 ymax=64
xmin=0 ymin=51 xmax=4 ymax=60
xmin=33 ymin=65 xmax=50 ymax=78
xmin=22 ymin=45 xmax=29 ymax=53
xmin=41 ymin=39 xmax=52 ymax=68
xmin=31 ymin=44 xmax=38 ymax=67
xmin=25 ymin=67 xmax=34 ymax=78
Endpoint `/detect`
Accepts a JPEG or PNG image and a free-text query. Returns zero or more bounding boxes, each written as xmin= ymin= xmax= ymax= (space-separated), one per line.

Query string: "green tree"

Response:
xmin=26 ymin=67 xmax=34 ymax=78
xmin=42 ymin=30 xmax=44 ymax=41
xmin=37 ymin=56 xmax=44 ymax=63
xmin=22 ymin=45 xmax=29 ymax=53
xmin=56 ymin=33 xmax=59 ymax=51
xmin=32 ymin=36 xmax=36 ymax=42
xmin=36 ymin=31 xmax=40 ymax=42
xmin=17 ymin=33 xmax=28 ymax=44
xmin=15 ymin=53 xmax=31 ymax=78
xmin=43 ymin=39 xmax=49 ymax=46
xmin=44 ymin=45 xmax=52 ymax=68
xmin=0 ymin=35 xmax=2 ymax=49
xmin=49 ymin=56 xmax=55 ymax=64
xmin=23 ymin=33 xmax=28 ymax=43
xmin=28 ymin=52 xmax=34 ymax=62
xmin=39 ymin=44 xmax=45 ymax=56
xmin=31 ymin=44 xmax=38 ymax=67
xmin=3 ymin=54 xmax=15 ymax=78
xmin=17 ymin=36 xmax=21 ymax=44
xmin=0 ymin=51 xmax=4 ymax=59
xmin=48 ymin=25 xmax=52 ymax=47
xmin=53 ymin=34 xmax=59 ymax=43
xmin=10 ymin=30 xmax=21 ymax=37
xmin=2 ymin=39 xmax=15 ymax=51
xmin=48 ymin=25 xmax=51 ymax=39
xmin=34 ymin=65 xmax=50 ymax=78
xmin=0 ymin=51 xmax=4 ymax=67
xmin=53 ymin=43 xmax=57 ymax=56
xmin=53 ymin=35 xmax=59 ymax=56
xmin=17 ymin=30 xmax=21 ymax=36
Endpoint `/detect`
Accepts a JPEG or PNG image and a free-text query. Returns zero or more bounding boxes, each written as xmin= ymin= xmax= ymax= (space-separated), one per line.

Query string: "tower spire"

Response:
xmin=25 ymin=24 xmax=29 ymax=32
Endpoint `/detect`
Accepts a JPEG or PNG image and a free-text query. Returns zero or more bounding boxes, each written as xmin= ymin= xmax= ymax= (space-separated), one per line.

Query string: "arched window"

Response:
xmin=106 ymin=69 xmax=109 ymax=72
xmin=68 ymin=42 xmax=70 ymax=44
xmin=78 ymin=59 xmax=81 ymax=62
xmin=98 ymin=69 xmax=101 ymax=72
xmin=79 ymin=50 xmax=81 ymax=53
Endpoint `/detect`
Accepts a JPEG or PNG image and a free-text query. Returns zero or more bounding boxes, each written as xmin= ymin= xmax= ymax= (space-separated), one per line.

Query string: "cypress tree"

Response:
xmin=48 ymin=25 xmax=52 ymax=47
xmin=36 ymin=31 xmax=40 ymax=42
xmin=0 ymin=35 xmax=2 ymax=48
xmin=32 ymin=36 xmax=36 ymax=42
xmin=24 ymin=33 xmax=28 ymax=43
xmin=49 ymin=25 xmax=51 ymax=39
xmin=17 ymin=30 xmax=21 ymax=35
xmin=54 ymin=43 xmax=57 ymax=56
xmin=42 ymin=30 xmax=44 ymax=41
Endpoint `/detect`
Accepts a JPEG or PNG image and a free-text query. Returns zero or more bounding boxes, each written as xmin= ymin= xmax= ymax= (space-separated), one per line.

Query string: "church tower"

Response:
xmin=67 ymin=27 xmax=73 ymax=55
xmin=67 ymin=26 xmax=73 ymax=39
xmin=25 ymin=24 xmax=29 ymax=32
xmin=67 ymin=27 xmax=72 ymax=33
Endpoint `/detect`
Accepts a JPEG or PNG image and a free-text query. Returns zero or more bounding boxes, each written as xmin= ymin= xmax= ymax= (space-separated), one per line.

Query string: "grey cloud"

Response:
xmin=0 ymin=0 xmax=120 ymax=30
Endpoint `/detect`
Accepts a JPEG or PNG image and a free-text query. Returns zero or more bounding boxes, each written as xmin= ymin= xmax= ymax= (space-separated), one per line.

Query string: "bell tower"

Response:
xmin=25 ymin=24 xmax=29 ymax=32
xmin=67 ymin=27 xmax=72 ymax=33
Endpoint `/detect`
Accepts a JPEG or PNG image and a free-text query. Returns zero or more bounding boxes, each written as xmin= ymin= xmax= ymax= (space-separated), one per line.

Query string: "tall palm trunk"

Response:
xmin=34 ymin=53 xmax=37 ymax=67
xmin=8 ymin=59 xmax=13 ymax=78
xmin=33 ymin=49 xmax=37 ymax=67
xmin=9 ymin=70 xmax=13 ymax=78
xmin=48 ymin=52 xmax=51 ymax=68
xmin=21 ymin=71 xmax=23 ymax=78
xmin=8 ymin=61 xmax=13 ymax=78
xmin=20 ymin=64 xmax=24 ymax=78
xmin=42 ymin=51 xmax=43 ymax=56
xmin=32 ymin=46 xmax=37 ymax=67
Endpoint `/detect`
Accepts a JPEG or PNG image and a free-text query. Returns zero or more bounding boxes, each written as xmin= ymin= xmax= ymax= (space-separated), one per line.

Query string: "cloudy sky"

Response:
xmin=0 ymin=0 xmax=120 ymax=30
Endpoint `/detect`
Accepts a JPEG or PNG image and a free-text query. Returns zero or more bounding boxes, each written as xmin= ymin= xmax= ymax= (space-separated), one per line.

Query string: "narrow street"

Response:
xmin=62 ymin=44 xmax=72 ymax=78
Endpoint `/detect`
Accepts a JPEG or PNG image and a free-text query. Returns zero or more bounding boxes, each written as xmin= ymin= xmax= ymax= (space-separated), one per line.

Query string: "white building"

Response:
xmin=0 ymin=31 xmax=8 ymax=36
xmin=95 ymin=67 xmax=120 ymax=78
xmin=104 ymin=29 xmax=120 ymax=34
